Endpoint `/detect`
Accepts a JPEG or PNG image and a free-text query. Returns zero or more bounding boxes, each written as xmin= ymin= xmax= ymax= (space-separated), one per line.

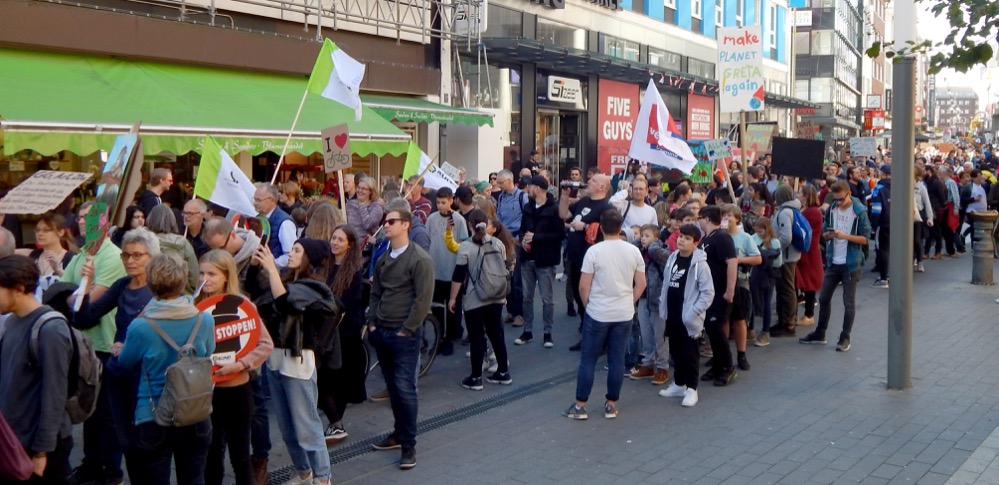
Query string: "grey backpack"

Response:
xmin=472 ymin=239 xmax=510 ymax=301
xmin=142 ymin=314 xmax=214 ymax=427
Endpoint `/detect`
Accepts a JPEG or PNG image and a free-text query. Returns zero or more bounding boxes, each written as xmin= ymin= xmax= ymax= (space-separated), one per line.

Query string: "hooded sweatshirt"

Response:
xmin=231 ymin=228 xmax=262 ymax=281
xmin=771 ymin=189 xmax=803 ymax=263
xmin=658 ymin=248 xmax=715 ymax=338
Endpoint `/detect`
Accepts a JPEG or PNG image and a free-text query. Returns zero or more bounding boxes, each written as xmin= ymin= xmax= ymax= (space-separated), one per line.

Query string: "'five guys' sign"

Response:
xmin=196 ymin=294 xmax=263 ymax=383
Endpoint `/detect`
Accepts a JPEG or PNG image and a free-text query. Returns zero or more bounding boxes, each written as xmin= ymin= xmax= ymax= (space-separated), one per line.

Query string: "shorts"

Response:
xmin=728 ymin=286 xmax=752 ymax=322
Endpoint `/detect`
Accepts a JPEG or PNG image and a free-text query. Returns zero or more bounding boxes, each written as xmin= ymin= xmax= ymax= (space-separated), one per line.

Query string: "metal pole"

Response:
xmin=887 ymin=0 xmax=916 ymax=391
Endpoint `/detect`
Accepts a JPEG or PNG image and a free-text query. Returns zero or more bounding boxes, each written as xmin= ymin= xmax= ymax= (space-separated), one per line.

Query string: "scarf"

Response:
xmin=143 ymin=295 xmax=199 ymax=320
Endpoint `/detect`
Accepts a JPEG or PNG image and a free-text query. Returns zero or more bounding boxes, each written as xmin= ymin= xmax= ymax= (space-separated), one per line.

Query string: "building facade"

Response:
xmin=934 ymin=87 xmax=979 ymax=139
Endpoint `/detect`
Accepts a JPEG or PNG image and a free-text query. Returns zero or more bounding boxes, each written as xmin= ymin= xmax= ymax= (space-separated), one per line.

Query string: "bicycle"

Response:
xmin=360 ymin=309 xmax=442 ymax=379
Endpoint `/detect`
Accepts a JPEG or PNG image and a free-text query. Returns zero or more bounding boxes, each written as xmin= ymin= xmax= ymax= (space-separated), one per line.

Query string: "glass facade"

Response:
xmin=537 ymin=18 xmax=587 ymax=49
xmin=600 ymin=35 xmax=640 ymax=61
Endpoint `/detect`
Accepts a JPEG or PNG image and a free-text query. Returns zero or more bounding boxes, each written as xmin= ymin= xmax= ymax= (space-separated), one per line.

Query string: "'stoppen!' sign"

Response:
xmin=597 ymin=79 xmax=639 ymax=175
xmin=717 ymin=26 xmax=765 ymax=113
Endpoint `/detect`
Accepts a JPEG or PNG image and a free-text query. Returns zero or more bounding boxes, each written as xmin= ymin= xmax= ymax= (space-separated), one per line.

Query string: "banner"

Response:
xmin=628 ymin=79 xmax=698 ymax=174
xmin=403 ymin=142 xmax=457 ymax=191
xmin=686 ymin=93 xmax=715 ymax=140
xmin=0 ymin=171 xmax=92 ymax=215
xmin=772 ymin=137 xmax=825 ymax=180
xmin=597 ymin=79 xmax=639 ymax=175
xmin=717 ymin=26 xmax=766 ymax=113
xmin=796 ymin=120 xmax=820 ymax=139
xmin=307 ymin=39 xmax=365 ymax=121
xmin=849 ymin=137 xmax=878 ymax=157
xmin=703 ymin=138 xmax=733 ymax=161
xmin=196 ymin=294 xmax=263 ymax=383
xmin=96 ymin=134 xmax=136 ymax=210
xmin=321 ymin=124 xmax=352 ymax=173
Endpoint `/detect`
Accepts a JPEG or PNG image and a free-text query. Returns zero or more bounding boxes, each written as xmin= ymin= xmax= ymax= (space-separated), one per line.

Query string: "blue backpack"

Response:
xmin=788 ymin=208 xmax=813 ymax=252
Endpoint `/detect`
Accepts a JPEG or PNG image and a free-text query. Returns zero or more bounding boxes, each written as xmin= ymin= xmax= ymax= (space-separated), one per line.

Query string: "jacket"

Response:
xmin=519 ymin=196 xmax=565 ymax=268
xmin=639 ymin=238 xmax=670 ymax=312
xmin=822 ymin=197 xmax=872 ymax=273
xmin=658 ymin=249 xmax=714 ymax=338
xmin=771 ymin=198 xmax=803 ymax=263
xmin=869 ymin=178 xmax=892 ymax=229
xmin=250 ymin=270 xmax=342 ymax=364
xmin=346 ymin=199 xmax=385 ymax=236
xmin=914 ymin=181 xmax=934 ymax=223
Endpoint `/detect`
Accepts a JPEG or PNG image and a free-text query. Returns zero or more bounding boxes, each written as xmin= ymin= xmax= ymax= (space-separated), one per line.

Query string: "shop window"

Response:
xmin=537 ymin=18 xmax=587 ymax=49
xmin=484 ymin=4 xmax=523 ymax=38
xmin=649 ymin=47 xmax=682 ymax=70
xmin=688 ymin=58 xmax=715 ymax=78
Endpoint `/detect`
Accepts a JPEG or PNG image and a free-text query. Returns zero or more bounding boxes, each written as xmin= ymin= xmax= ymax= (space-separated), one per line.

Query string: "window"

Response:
xmin=601 ymin=35 xmax=640 ymax=61
xmin=692 ymin=0 xmax=702 ymax=19
xmin=688 ymin=58 xmax=716 ymax=78
xmin=769 ymin=3 xmax=777 ymax=47
xmin=649 ymin=47 xmax=682 ymax=70
xmin=716 ymin=2 xmax=723 ymax=26
xmin=483 ymin=4 xmax=523 ymax=38
xmin=537 ymin=18 xmax=587 ymax=49
xmin=736 ymin=0 xmax=743 ymax=26
xmin=664 ymin=0 xmax=676 ymax=8
xmin=794 ymin=31 xmax=810 ymax=55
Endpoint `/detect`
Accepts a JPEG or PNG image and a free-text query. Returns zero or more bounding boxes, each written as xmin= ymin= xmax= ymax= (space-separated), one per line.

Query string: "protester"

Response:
xmin=146 ymin=205 xmax=200 ymax=293
xmin=697 ymin=206 xmax=738 ymax=386
xmin=795 ymin=185 xmax=824 ymax=327
xmin=494 ymin=169 xmax=527 ymax=328
xmin=721 ymin=205 xmax=760 ymax=370
xmin=23 ymin=212 xmax=78 ymax=279
xmin=750 ymin=218 xmax=782 ymax=347
xmin=515 ymin=175 xmax=565 ymax=348
xmin=253 ymin=183 xmax=297 ymax=267
xmin=770 ymin=185 xmax=802 ymax=337
xmin=628 ymin=224 xmax=670 ymax=384
xmin=923 ymin=165 xmax=948 ymax=259
xmin=427 ymin=187 xmax=468 ymax=356
xmin=346 ymin=177 xmax=385 ymax=237
xmin=384 ymin=198 xmax=431 ymax=253
xmin=201 ymin=217 xmax=261 ymax=281
xmin=136 ymin=167 xmax=173 ymax=216
xmin=115 ymin=253 xmax=215 ymax=485
xmin=869 ymin=165 xmax=892 ymax=288
xmin=183 ymin=199 xmax=210 ymax=259
xmin=610 ymin=178 xmax=659 ymax=237
xmin=914 ymin=166 xmax=934 ymax=273
xmin=403 ymin=177 xmax=433 ymax=225
xmin=279 ymin=181 xmax=304 ymax=215
xmin=111 ymin=206 xmax=145 ymax=248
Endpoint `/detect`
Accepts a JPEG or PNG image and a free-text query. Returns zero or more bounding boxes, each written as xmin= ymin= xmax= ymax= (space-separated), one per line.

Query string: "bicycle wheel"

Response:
xmin=418 ymin=314 xmax=442 ymax=378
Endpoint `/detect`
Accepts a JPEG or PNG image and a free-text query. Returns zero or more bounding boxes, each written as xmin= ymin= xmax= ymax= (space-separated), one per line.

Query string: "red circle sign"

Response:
xmin=196 ymin=294 xmax=263 ymax=383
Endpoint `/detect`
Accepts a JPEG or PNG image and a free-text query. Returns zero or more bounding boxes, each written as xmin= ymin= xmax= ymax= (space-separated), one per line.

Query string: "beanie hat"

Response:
xmin=295 ymin=238 xmax=330 ymax=268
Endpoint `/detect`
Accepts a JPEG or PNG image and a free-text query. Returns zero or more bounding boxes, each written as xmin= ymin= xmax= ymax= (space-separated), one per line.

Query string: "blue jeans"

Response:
xmin=636 ymin=298 xmax=669 ymax=370
xmin=575 ymin=314 xmax=631 ymax=403
xmin=506 ymin=257 xmax=524 ymax=317
xmin=250 ymin=373 xmax=271 ymax=459
xmin=521 ymin=260 xmax=555 ymax=334
xmin=265 ymin=366 xmax=331 ymax=481
xmin=370 ymin=326 xmax=422 ymax=448
xmin=129 ymin=419 xmax=212 ymax=485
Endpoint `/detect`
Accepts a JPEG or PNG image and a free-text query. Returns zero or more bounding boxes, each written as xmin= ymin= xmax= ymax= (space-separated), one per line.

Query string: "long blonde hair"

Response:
xmin=197 ymin=249 xmax=242 ymax=302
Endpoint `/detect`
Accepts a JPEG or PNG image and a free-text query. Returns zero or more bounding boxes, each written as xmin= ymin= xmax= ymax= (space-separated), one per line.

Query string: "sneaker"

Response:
xmin=512 ymin=315 xmax=526 ymax=327
xmin=682 ymin=387 xmax=699 ymax=407
xmin=700 ymin=368 xmax=719 ymax=382
xmin=836 ymin=337 xmax=851 ymax=352
xmin=484 ymin=359 xmax=499 ymax=374
xmin=603 ymin=401 xmax=618 ymax=419
xmin=104 ymin=477 xmax=124 ymax=485
xmin=372 ymin=436 xmax=402 ymax=450
xmin=563 ymin=403 xmax=588 ymax=420
xmin=567 ymin=307 xmax=578 ymax=317
xmin=67 ymin=466 xmax=103 ymax=485
xmin=746 ymin=328 xmax=756 ymax=340
xmin=770 ymin=326 xmax=796 ymax=338
xmin=799 ymin=332 xmax=827 ymax=345
xmin=514 ymin=332 xmax=533 ymax=345
xmin=659 ymin=382 xmax=687 ymax=397
xmin=504 ymin=314 xmax=515 ymax=323
xmin=369 ymin=389 xmax=390 ymax=402
xmin=713 ymin=367 xmax=737 ymax=387
xmin=439 ymin=339 xmax=454 ymax=356
xmin=916 ymin=262 xmax=925 ymax=273
xmin=798 ymin=316 xmax=815 ymax=327
xmin=569 ymin=341 xmax=581 ymax=352
xmin=461 ymin=376 xmax=484 ymax=391
xmin=251 ymin=457 xmax=269 ymax=485
xmin=737 ymin=354 xmax=751 ymax=371
xmin=399 ymin=446 xmax=417 ymax=470
xmin=324 ymin=424 xmax=348 ymax=445
xmin=651 ymin=369 xmax=669 ymax=385
xmin=628 ymin=366 xmax=655 ymax=380
xmin=871 ymin=278 xmax=890 ymax=288
xmin=280 ymin=472 xmax=313 ymax=485
xmin=754 ymin=332 xmax=770 ymax=347
xmin=699 ymin=346 xmax=713 ymax=358
xmin=703 ymin=357 xmax=714 ymax=369
xmin=543 ymin=334 xmax=555 ymax=348
xmin=486 ymin=371 xmax=513 ymax=385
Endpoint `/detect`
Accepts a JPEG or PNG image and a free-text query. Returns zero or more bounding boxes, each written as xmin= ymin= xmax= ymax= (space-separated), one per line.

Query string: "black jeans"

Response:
xmin=317 ymin=366 xmax=347 ymax=427
xmin=925 ymin=210 xmax=944 ymax=256
xmin=704 ymin=304 xmax=732 ymax=373
xmin=465 ymin=303 xmax=508 ymax=378
xmin=815 ymin=264 xmax=862 ymax=341
xmin=506 ymin=258 xmax=524 ymax=318
xmin=206 ymin=383 xmax=254 ymax=485
xmin=802 ymin=291 xmax=816 ymax=318
xmin=20 ymin=437 xmax=72 ymax=484
xmin=80 ymin=352 xmax=123 ymax=481
xmin=875 ymin=227 xmax=891 ymax=280
xmin=914 ymin=222 xmax=925 ymax=263
xmin=129 ymin=419 xmax=212 ymax=485
xmin=775 ymin=262 xmax=798 ymax=328
xmin=568 ymin=260 xmax=585 ymax=326
xmin=433 ymin=280 xmax=463 ymax=342
xmin=666 ymin=319 xmax=699 ymax=390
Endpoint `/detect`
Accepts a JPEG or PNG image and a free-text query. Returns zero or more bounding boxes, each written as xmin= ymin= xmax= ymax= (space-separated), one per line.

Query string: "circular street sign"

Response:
xmin=196 ymin=294 xmax=263 ymax=383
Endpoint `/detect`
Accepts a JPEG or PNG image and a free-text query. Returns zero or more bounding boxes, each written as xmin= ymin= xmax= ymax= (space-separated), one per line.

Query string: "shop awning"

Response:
xmin=361 ymin=94 xmax=494 ymax=127
xmin=0 ymin=48 xmax=411 ymax=157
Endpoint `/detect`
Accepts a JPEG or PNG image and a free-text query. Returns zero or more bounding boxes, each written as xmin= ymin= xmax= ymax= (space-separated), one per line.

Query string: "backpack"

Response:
xmin=471 ymin=239 xmax=510 ymax=301
xmin=142 ymin=314 xmax=214 ymax=427
xmin=787 ymin=207 xmax=813 ymax=252
xmin=26 ymin=310 xmax=102 ymax=425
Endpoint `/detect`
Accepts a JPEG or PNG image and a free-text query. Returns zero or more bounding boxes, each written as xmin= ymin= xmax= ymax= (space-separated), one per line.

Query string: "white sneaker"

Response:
xmin=681 ymin=388 xmax=699 ymax=407
xmin=659 ymin=383 xmax=687 ymax=398
xmin=281 ymin=472 xmax=313 ymax=485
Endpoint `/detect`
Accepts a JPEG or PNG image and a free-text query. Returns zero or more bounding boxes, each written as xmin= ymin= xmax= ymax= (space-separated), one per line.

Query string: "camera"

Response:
xmin=560 ymin=181 xmax=583 ymax=189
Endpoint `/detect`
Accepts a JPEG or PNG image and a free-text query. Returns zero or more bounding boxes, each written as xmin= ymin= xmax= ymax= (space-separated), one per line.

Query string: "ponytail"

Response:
xmin=465 ymin=209 xmax=489 ymax=246
xmin=472 ymin=221 xmax=487 ymax=245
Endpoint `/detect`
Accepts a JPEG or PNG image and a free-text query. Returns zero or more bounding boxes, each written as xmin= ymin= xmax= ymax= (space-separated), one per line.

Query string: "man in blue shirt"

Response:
xmin=495 ymin=169 xmax=527 ymax=327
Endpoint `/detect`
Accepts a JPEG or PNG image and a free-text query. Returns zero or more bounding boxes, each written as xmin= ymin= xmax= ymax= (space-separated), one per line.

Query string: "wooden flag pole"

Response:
xmin=337 ymin=169 xmax=347 ymax=220
xmin=270 ymin=88 xmax=311 ymax=185
xmin=402 ymin=154 xmax=440 ymax=200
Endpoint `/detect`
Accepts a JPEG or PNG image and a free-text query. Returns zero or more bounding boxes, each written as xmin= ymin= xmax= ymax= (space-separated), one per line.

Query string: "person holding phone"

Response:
xmin=427 ymin=187 xmax=469 ymax=356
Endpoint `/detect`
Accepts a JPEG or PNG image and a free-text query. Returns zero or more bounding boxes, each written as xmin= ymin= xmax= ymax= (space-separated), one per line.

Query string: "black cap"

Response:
xmin=518 ymin=176 xmax=533 ymax=187
xmin=455 ymin=185 xmax=474 ymax=202
xmin=530 ymin=149 xmax=539 ymax=155
xmin=528 ymin=174 xmax=549 ymax=190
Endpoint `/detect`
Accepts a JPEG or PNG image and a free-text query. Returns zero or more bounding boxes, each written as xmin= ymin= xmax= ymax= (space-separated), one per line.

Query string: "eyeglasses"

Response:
xmin=384 ymin=218 xmax=403 ymax=226
xmin=120 ymin=252 xmax=149 ymax=262
xmin=182 ymin=211 xmax=203 ymax=216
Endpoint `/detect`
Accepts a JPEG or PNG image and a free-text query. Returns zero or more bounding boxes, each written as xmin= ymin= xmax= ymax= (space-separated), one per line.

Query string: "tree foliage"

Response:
xmin=865 ymin=0 xmax=998 ymax=74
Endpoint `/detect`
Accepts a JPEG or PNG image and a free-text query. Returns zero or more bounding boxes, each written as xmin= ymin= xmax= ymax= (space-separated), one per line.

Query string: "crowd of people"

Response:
xmin=0 ymin=142 xmax=996 ymax=484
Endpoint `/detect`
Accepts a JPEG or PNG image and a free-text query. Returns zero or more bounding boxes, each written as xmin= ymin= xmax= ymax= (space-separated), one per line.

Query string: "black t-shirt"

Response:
xmin=698 ymin=229 xmax=736 ymax=308
xmin=565 ymin=196 xmax=611 ymax=263
xmin=666 ymin=254 xmax=692 ymax=325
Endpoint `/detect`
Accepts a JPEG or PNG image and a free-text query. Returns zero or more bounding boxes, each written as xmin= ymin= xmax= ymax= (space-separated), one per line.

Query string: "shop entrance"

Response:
xmin=536 ymin=110 xmax=583 ymax=182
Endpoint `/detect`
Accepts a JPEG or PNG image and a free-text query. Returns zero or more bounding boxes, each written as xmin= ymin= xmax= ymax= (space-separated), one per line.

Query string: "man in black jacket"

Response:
xmin=515 ymin=175 xmax=565 ymax=348
xmin=136 ymin=167 xmax=173 ymax=216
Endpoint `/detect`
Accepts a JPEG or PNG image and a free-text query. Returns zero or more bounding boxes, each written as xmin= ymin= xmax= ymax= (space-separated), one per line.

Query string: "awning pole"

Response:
xmin=270 ymin=88 xmax=310 ymax=185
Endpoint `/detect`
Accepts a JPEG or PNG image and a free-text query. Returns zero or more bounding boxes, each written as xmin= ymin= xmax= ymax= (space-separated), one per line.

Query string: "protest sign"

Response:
xmin=796 ymin=121 xmax=819 ymax=140
xmin=771 ymin=137 xmax=825 ymax=180
xmin=0 ymin=170 xmax=92 ymax=215
xmin=440 ymin=161 xmax=462 ymax=182
xmin=321 ymin=124 xmax=352 ymax=173
xmin=717 ymin=26 xmax=766 ymax=113
xmin=196 ymin=294 xmax=263 ymax=383
xmin=703 ymin=138 xmax=733 ymax=162
xmin=687 ymin=142 xmax=714 ymax=184
xmin=744 ymin=122 xmax=778 ymax=159
xmin=849 ymin=137 xmax=878 ymax=157
xmin=97 ymin=134 xmax=137 ymax=210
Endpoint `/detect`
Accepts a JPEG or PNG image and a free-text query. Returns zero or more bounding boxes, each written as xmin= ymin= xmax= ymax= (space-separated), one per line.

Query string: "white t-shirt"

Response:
xmin=832 ymin=205 xmax=856 ymax=265
xmin=968 ymin=183 xmax=987 ymax=213
xmin=622 ymin=202 xmax=658 ymax=231
xmin=581 ymin=239 xmax=645 ymax=322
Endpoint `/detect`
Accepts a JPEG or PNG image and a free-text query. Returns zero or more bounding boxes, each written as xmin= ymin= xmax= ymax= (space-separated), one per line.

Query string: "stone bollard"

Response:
xmin=971 ymin=210 xmax=998 ymax=285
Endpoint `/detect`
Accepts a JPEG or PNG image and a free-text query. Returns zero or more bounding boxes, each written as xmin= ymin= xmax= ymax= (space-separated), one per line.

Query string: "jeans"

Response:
xmin=23 ymin=437 xmax=72 ymax=484
xmin=815 ymin=264 xmax=861 ymax=341
xmin=802 ymin=291 xmax=816 ymax=318
xmin=636 ymin=298 xmax=669 ymax=370
xmin=568 ymin=260 xmax=585 ymax=325
xmin=575 ymin=314 xmax=630 ymax=403
xmin=925 ymin=209 xmax=944 ymax=256
xmin=875 ymin=226 xmax=891 ymax=280
xmin=433 ymin=280 xmax=463 ymax=342
xmin=750 ymin=279 xmax=775 ymax=332
xmin=465 ymin=303 xmax=509 ymax=378
xmin=666 ymin=320 xmax=698 ymax=390
xmin=624 ymin=317 xmax=642 ymax=369
xmin=250 ymin=374 xmax=271 ymax=460
xmin=206 ymin=383 xmax=254 ymax=485
xmin=775 ymin=262 xmax=798 ymax=328
xmin=370 ymin=326 xmax=421 ymax=448
xmin=129 ymin=419 xmax=212 ymax=485
xmin=704 ymin=306 xmax=732 ymax=372
xmin=265 ymin=367 xmax=331 ymax=481
xmin=955 ymin=211 xmax=968 ymax=252
xmin=914 ymin=222 xmax=925 ymax=263
xmin=81 ymin=352 xmax=123 ymax=481
xmin=521 ymin=260 xmax=555 ymax=335
xmin=506 ymin=258 xmax=524 ymax=318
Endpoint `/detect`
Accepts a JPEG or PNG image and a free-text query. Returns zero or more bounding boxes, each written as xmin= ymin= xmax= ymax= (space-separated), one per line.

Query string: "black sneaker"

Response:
xmin=543 ymin=333 xmax=554 ymax=348
xmin=713 ymin=367 xmax=737 ymax=387
xmin=799 ymin=332 xmax=827 ymax=345
xmin=461 ymin=376 xmax=484 ymax=390
xmin=485 ymin=371 xmax=513 ymax=385
xmin=324 ymin=424 xmax=348 ymax=445
xmin=514 ymin=332 xmax=533 ymax=345
xmin=770 ymin=326 xmax=796 ymax=337
xmin=399 ymin=446 xmax=416 ymax=470
xmin=439 ymin=339 xmax=454 ymax=356
xmin=700 ymin=368 xmax=719 ymax=382
xmin=568 ymin=307 xmax=578 ymax=317
xmin=704 ymin=357 xmax=714 ymax=368
xmin=737 ymin=354 xmax=751 ymax=371
xmin=836 ymin=337 xmax=851 ymax=352
xmin=67 ymin=466 xmax=103 ymax=485
xmin=569 ymin=341 xmax=582 ymax=352
xmin=372 ymin=436 xmax=402 ymax=450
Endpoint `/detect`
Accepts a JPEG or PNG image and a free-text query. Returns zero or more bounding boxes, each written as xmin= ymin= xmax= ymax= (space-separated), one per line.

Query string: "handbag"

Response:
xmin=0 ymin=411 xmax=33 ymax=481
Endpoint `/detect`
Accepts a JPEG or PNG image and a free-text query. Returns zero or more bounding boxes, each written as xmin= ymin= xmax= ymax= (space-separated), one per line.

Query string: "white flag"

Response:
xmin=307 ymin=40 xmax=365 ymax=121
xmin=404 ymin=142 xmax=457 ymax=191
xmin=628 ymin=79 xmax=698 ymax=173
xmin=195 ymin=137 xmax=258 ymax=216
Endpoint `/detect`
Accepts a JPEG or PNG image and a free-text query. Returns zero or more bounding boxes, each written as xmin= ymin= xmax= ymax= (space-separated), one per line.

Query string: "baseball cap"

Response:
xmin=455 ymin=185 xmax=474 ymax=202
xmin=880 ymin=164 xmax=891 ymax=175
xmin=527 ymin=174 xmax=550 ymax=190
xmin=529 ymin=149 xmax=539 ymax=155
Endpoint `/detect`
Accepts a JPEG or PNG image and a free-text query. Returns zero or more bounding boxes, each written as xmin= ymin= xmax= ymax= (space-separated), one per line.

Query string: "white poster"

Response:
xmin=849 ymin=137 xmax=878 ymax=157
xmin=321 ymin=124 xmax=352 ymax=173
xmin=0 ymin=171 xmax=92 ymax=215
xmin=703 ymin=138 xmax=733 ymax=161
xmin=717 ymin=26 xmax=766 ymax=113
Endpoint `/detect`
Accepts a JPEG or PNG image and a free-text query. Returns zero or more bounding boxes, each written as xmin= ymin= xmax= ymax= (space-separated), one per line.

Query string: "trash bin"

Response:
xmin=971 ymin=210 xmax=998 ymax=285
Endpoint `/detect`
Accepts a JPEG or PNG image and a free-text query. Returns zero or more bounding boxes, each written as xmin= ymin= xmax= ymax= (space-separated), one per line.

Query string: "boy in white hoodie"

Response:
xmin=657 ymin=224 xmax=715 ymax=407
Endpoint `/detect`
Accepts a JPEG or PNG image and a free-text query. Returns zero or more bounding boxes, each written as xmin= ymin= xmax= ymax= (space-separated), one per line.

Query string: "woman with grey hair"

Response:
xmin=146 ymin=205 xmax=199 ymax=292
xmin=345 ymin=176 xmax=385 ymax=236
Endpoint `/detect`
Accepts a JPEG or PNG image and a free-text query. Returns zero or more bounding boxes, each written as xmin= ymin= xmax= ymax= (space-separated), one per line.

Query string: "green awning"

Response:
xmin=0 ymin=48 xmax=411 ymax=157
xmin=361 ymin=94 xmax=494 ymax=127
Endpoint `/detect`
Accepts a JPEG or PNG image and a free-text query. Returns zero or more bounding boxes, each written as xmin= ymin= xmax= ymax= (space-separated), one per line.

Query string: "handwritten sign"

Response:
xmin=796 ymin=121 xmax=819 ymax=140
xmin=687 ymin=142 xmax=714 ymax=184
xmin=717 ymin=26 xmax=765 ymax=113
xmin=196 ymin=294 xmax=263 ymax=383
xmin=439 ymin=161 xmax=461 ymax=182
xmin=703 ymin=139 xmax=733 ymax=162
xmin=744 ymin=122 xmax=778 ymax=159
xmin=83 ymin=202 xmax=109 ymax=256
xmin=321 ymin=124 xmax=352 ymax=173
xmin=0 ymin=170 xmax=92 ymax=215
xmin=849 ymin=137 xmax=878 ymax=158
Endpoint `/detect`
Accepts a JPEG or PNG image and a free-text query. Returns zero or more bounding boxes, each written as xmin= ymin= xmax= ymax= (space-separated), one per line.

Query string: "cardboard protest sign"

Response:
xmin=321 ymin=124 xmax=352 ymax=173
xmin=744 ymin=122 xmax=778 ymax=158
xmin=0 ymin=171 xmax=92 ymax=215
xmin=771 ymin=137 xmax=825 ymax=180
xmin=440 ymin=161 xmax=462 ymax=182
xmin=703 ymin=138 xmax=733 ymax=162
xmin=849 ymin=137 xmax=878 ymax=158
xmin=196 ymin=294 xmax=263 ymax=383
xmin=687 ymin=142 xmax=714 ymax=184
xmin=796 ymin=121 xmax=819 ymax=140
xmin=83 ymin=202 xmax=110 ymax=256
xmin=97 ymin=134 xmax=137 ymax=209
xmin=717 ymin=26 xmax=766 ymax=113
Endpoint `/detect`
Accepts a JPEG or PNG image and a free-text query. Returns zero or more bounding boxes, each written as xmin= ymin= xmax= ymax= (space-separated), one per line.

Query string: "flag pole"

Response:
xmin=270 ymin=88 xmax=310 ymax=185
xmin=403 ymin=154 xmax=440 ymax=200
xmin=337 ymin=169 xmax=347 ymax=220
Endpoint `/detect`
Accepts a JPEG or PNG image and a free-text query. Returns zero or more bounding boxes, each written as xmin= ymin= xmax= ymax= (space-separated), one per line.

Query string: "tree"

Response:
xmin=865 ymin=0 xmax=997 ymax=74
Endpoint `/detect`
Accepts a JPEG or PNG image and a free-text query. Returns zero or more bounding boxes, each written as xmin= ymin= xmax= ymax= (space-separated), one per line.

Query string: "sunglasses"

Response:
xmin=384 ymin=218 xmax=404 ymax=226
